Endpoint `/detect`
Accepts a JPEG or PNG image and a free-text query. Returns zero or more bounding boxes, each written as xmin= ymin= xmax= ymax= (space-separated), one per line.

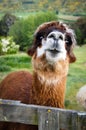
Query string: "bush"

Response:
xmin=0 ymin=37 xmax=19 ymax=55
xmin=0 ymin=65 xmax=11 ymax=72
xmin=73 ymin=17 xmax=86 ymax=46
xmin=9 ymin=11 xmax=57 ymax=51
xmin=9 ymin=17 xmax=35 ymax=51
xmin=0 ymin=13 xmax=17 ymax=36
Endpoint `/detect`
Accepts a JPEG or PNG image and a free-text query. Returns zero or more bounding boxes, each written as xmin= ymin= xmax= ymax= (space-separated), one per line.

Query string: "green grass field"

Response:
xmin=58 ymin=14 xmax=80 ymax=22
xmin=0 ymin=52 xmax=32 ymax=81
xmin=0 ymin=45 xmax=86 ymax=111
xmin=66 ymin=45 xmax=86 ymax=111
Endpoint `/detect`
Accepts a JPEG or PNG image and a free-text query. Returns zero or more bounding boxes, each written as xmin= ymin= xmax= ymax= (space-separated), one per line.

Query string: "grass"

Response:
xmin=65 ymin=45 xmax=86 ymax=111
xmin=0 ymin=46 xmax=86 ymax=111
xmin=0 ymin=52 xmax=32 ymax=81
xmin=58 ymin=13 xmax=80 ymax=22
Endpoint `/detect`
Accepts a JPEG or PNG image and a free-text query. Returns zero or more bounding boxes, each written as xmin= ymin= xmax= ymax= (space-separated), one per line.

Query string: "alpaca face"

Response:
xmin=37 ymin=30 xmax=67 ymax=64
xmin=28 ymin=21 xmax=76 ymax=64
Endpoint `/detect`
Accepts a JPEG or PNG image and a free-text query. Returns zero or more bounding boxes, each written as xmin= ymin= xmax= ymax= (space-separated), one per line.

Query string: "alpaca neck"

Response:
xmin=31 ymin=56 xmax=69 ymax=108
xmin=32 ymin=71 xmax=67 ymax=108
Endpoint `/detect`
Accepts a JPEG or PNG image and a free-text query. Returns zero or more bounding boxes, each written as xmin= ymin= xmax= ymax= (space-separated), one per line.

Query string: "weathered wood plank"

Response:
xmin=0 ymin=99 xmax=21 ymax=105
xmin=59 ymin=110 xmax=78 ymax=130
xmin=38 ymin=108 xmax=59 ymax=130
xmin=71 ymin=112 xmax=78 ymax=130
xmin=0 ymin=99 xmax=86 ymax=130
xmin=0 ymin=100 xmax=38 ymax=125
xmin=78 ymin=112 xmax=86 ymax=130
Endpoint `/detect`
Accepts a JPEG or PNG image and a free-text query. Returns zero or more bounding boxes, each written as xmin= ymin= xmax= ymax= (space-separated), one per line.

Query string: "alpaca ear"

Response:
xmin=27 ymin=39 xmax=37 ymax=56
xmin=65 ymin=32 xmax=76 ymax=63
xmin=27 ymin=46 xmax=36 ymax=56
xmin=27 ymin=31 xmax=43 ymax=56
xmin=68 ymin=51 xmax=76 ymax=63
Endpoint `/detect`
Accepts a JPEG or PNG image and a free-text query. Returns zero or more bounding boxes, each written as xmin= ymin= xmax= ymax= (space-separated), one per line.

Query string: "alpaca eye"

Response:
xmin=65 ymin=35 xmax=72 ymax=46
xmin=40 ymin=36 xmax=43 ymax=39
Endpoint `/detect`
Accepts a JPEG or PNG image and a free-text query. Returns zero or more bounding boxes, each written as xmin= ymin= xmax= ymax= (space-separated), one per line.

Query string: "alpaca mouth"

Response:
xmin=46 ymin=49 xmax=60 ymax=54
xmin=46 ymin=49 xmax=61 ymax=58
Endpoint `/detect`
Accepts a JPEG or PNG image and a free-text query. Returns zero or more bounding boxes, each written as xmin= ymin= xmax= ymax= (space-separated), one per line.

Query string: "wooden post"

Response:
xmin=38 ymin=108 xmax=59 ymax=130
xmin=71 ymin=112 xmax=78 ymax=130
xmin=78 ymin=112 xmax=86 ymax=130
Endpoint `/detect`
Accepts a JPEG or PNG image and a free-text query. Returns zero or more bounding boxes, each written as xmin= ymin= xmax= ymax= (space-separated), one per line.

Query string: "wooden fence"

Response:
xmin=0 ymin=99 xmax=86 ymax=130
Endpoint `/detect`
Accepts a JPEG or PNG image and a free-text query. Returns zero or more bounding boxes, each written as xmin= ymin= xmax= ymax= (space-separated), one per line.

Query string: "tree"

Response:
xmin=0 ymin=13 xmax=17 ymax=36
xmin=73 ymin=17 xmax=86 ymax=45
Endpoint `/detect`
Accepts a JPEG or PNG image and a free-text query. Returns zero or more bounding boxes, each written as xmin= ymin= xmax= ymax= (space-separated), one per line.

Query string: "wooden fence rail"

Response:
xmin=0 ymin=99 xmax=86 ymax=130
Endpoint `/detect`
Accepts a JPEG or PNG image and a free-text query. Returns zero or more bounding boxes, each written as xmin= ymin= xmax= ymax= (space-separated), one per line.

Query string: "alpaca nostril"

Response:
xmin=59 ymin=35 xmax=63 ymax=40
xmin=48 ymin=33 xmax=57 ymax=40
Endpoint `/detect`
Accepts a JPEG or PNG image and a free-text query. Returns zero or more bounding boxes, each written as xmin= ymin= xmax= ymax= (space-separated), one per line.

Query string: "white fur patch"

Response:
xmin=37 ymin=46 xmax=45 ymax=57
xmin=46 ymin=50 xmax=66 ymax=64
xmin=37 ymin=39 xmax=46 ymax=57
xmin=38 ymin=74 xmax=60 ymax=86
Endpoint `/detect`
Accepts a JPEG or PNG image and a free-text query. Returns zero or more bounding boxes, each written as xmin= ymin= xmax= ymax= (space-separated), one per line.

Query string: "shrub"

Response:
xmin=9 ymin=11 xmax=57 ymax=51
xmin=0 ymin=37 xmax=19 ymax=55
xmin=73 ymin=17 xmax=86 ymax=46
xmin=0 ymin=65 xmax=11 ymax=72
xmin=33 ymin=11 xmax=57 ymax=27
xmin=0 ymin=13 xmax=17 ymax=36
xmin=9 ymin=17 xmax=35 ymax=51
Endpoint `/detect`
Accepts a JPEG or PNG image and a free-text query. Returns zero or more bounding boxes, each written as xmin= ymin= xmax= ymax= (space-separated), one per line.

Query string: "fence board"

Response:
xmin=58 ymin=110 xmax=77 ymax=130
xmin=78 ymin=112 xmax=86 ymax=130
xmin=38 ymin=108 xmax=59 ymax=130
xmin=0 ymin=99 xmax=38 ymax=125
xmin=0 ymin=99 xmax=86 ymax=130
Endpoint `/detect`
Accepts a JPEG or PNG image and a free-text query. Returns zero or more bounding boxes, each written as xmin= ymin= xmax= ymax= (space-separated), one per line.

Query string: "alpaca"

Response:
xmin=0 ymin=21 xmax=76 ymax=130
xmin=76 ymin=85 xmax=86 ymax=110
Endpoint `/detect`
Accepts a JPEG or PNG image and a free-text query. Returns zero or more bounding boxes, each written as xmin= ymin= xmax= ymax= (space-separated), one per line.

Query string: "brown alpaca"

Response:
xmin=0 ymin=21 xmax=76 ymax=130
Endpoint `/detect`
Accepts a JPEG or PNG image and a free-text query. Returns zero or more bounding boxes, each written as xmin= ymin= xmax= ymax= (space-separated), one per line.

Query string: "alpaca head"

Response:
xmin=28 ymin=21 xmax=76 ymax=74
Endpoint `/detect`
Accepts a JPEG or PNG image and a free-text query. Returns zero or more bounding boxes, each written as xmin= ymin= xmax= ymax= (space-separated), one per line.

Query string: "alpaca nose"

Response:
xmin=48 ymin=32 xmax=59 ymax=49
xmin=53 ymin=39 xmax=58 ymax=49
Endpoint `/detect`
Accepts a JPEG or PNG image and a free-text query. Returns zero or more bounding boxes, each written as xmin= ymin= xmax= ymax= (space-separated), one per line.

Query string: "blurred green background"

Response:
xmin=0 ymin=0 xmax=86 ymax=111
